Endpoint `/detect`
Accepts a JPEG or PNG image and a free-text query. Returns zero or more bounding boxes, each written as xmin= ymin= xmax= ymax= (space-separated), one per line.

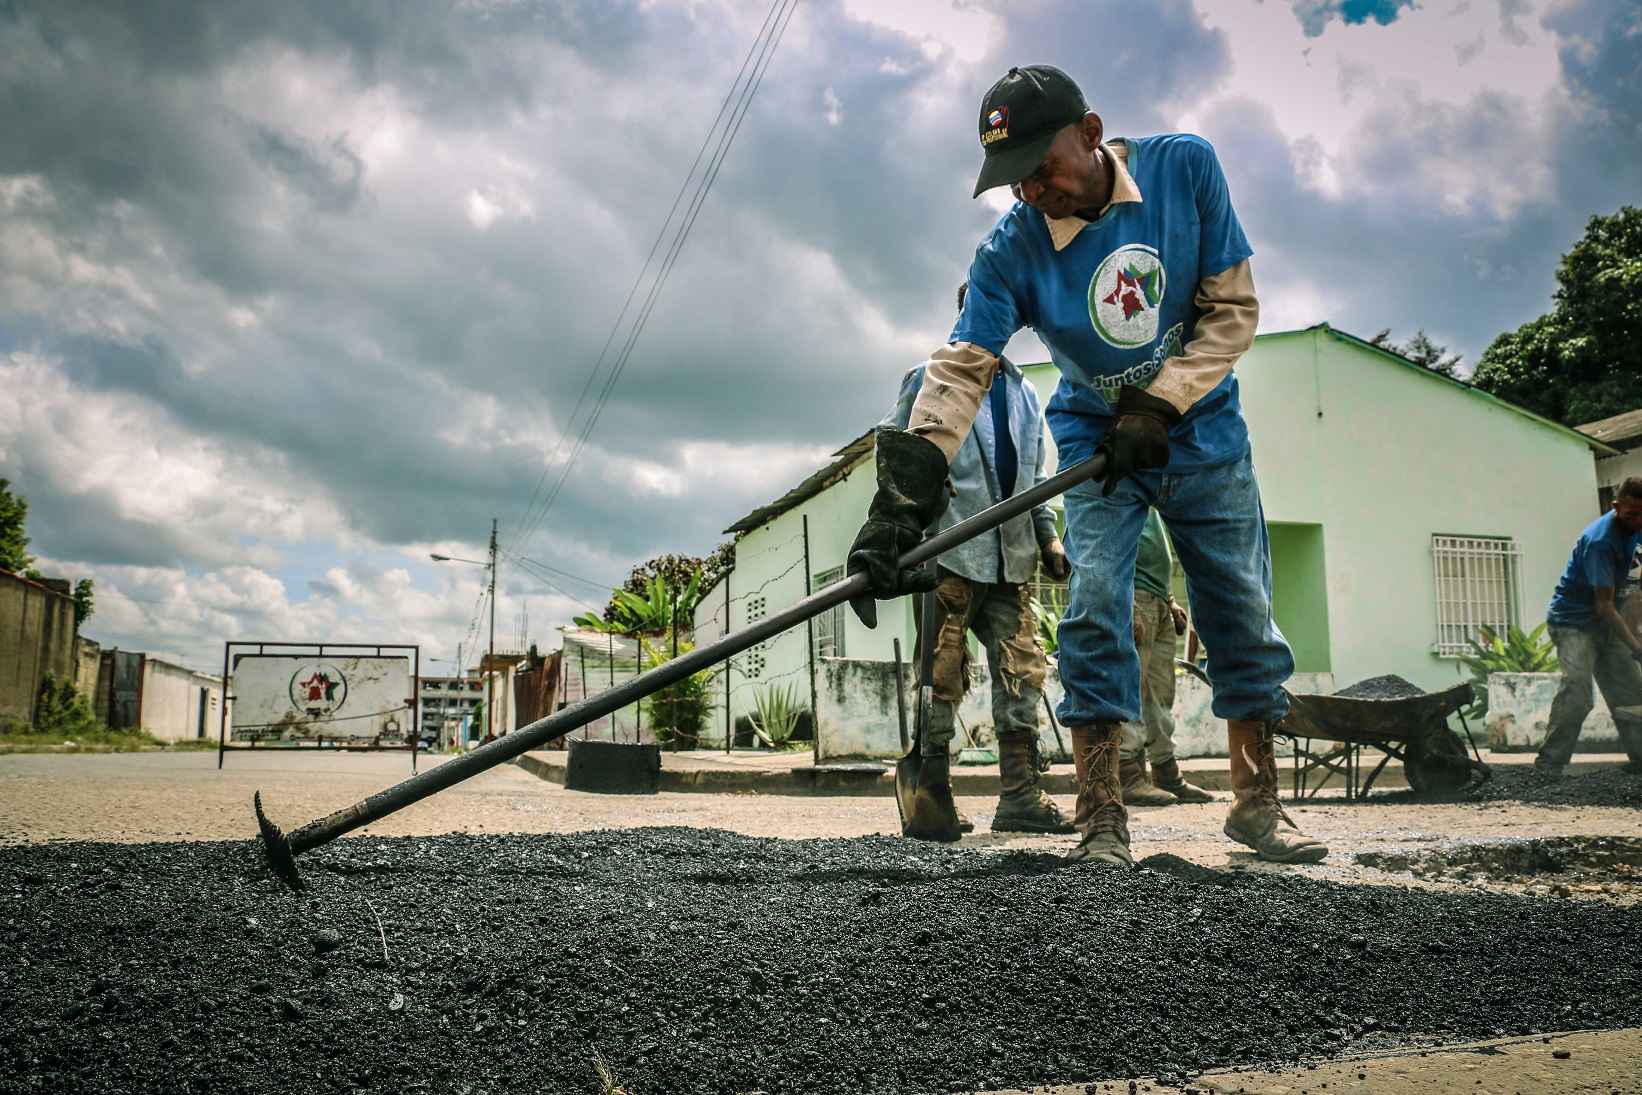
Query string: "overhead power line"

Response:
xmin=506 ymin=0 xmax=801 ymax=555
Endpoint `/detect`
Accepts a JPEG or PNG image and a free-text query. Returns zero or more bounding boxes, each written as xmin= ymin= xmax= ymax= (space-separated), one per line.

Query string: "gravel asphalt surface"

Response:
xmin=3 ymin=751 xmax=1641 ymax=1094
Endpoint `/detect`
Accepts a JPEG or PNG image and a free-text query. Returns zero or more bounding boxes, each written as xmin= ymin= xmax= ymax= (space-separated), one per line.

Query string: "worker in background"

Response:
xmin=1537 ymin=476 xmax=1642 ymax=775
xmin=1120 ymin=509 xmax=1214 ymax=807
xmin=847 ymin=64 xmax=1326 ymax=865
xmin=878 ymin=282 xmax=1075 ymax=840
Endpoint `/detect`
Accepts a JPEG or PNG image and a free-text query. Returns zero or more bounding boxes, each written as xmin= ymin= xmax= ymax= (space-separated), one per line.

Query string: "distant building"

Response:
xmin=96 ymin=649 xmax=223 ymax=743
xmin=1575 ymin=408 xmax=1642 ymax=509
xmin=1 ymin=569 xmax=90 ymax=725
xmin=417 ymin=675 xmax=485 ymax=747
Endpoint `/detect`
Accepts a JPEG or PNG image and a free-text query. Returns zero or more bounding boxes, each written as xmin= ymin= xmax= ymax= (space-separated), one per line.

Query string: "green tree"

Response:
xmin=0 ymin=478 xmax=34 ymax=574
xmin=1470 ymin=206 xmax=1642 ymax=424
xmin=0 ymin=479 xmax=94 ymax=624
xmin=1368 ymin=328 xmax=1462 ymax=378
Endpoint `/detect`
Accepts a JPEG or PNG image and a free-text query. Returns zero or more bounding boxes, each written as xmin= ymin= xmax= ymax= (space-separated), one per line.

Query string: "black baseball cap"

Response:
xmin=973 ymin=65 xmax=1089 ymax=198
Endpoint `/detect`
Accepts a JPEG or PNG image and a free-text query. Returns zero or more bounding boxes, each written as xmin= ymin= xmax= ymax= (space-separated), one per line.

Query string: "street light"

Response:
xmin=431 ymin=518 xmax=499 ymax=745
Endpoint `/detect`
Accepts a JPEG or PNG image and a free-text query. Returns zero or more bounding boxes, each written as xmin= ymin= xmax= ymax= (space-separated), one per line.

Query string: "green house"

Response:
xmin=694 ymin=325 xmax=1613 ymax=752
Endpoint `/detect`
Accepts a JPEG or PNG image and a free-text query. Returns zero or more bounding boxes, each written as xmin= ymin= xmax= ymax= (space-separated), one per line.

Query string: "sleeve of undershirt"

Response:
xmin=1145 ymin=259 xmax=1259 ymax=414
xmin=906 ymin=342 xmax=999 ymax=462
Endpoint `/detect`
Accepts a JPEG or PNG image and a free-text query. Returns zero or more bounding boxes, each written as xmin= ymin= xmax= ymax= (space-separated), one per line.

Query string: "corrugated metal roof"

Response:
xmin=1577 ymin=408 xmax=1642 ymax=452
xmin=721 ymin=429 xmax=876 ymax=535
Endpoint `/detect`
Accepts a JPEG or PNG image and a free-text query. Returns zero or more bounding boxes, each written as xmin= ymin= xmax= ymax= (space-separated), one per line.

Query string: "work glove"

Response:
xmin=846 ymin=429 xmax=950 ymax=628
xmin=1168 ymin=595 xmax=1188 ymax=636
xmin=1095 ymin=386 xmax=1182 ymax=496
xmin=1040 ymin=537 xmax=1070 ymax=582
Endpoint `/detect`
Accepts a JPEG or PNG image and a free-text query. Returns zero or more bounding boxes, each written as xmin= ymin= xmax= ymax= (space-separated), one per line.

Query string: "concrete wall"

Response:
xmin=1484 ymin=671 xmax=1618 ymax=753
xmin=1594 ymin=449 xmax=1642 ymax=504
xmin=0 ymin=570 xmax=78 ymax=724
xmin=139 ymin=658 xmax=223 ymax=743
xmin=813 ymin=658 xmax=1335 ymax=761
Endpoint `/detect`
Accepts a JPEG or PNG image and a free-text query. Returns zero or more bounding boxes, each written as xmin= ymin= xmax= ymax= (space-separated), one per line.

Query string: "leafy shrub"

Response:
xmin=639 ymin=637 xmax=713 ymax=749
xmin=1457 ymin=623 xmax=1560 ymax=718
xmin=1030 ymin=586 xmax=1064 ymax=657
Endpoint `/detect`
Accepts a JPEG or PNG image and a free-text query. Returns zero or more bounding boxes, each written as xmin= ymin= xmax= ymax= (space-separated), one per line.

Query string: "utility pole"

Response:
xmin=487 ymin=518 xmax=498 ymax=744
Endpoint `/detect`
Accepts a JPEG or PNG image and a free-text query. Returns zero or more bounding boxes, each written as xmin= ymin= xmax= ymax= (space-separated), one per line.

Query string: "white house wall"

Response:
xmin=141 ymin=659 xmax=222 ymax=743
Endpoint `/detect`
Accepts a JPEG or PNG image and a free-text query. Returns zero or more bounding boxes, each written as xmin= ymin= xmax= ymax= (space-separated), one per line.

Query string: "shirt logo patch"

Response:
xmin=1088 ymin=244 xmax=1166 ymax=349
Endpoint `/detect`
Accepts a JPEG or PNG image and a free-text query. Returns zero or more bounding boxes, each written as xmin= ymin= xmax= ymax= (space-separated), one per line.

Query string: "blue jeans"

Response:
xmin=1055 ymin=452 xmax=1294 ymax=726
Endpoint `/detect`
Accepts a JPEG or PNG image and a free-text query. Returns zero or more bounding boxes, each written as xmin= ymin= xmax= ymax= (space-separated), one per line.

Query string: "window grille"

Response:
xmin=1432 ymin=535 xmax=1522 ymax=656
xmin=812 ymin=567 xmax=846 ymax=659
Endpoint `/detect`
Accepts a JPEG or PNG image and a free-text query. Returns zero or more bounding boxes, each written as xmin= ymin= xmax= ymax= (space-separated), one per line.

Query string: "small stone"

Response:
xmin=280 ymin=997 xmax=306 ymax=1021
xmin=312 ymin=929 xmax=343 ymax=955
xmin=1553 ymin=1050 xmax=1571 ymax=1059
xmin=388 ymin=992 xmax=405 ymax=1013
xmin=1347 ymin=935 xmax=1368 ymax=950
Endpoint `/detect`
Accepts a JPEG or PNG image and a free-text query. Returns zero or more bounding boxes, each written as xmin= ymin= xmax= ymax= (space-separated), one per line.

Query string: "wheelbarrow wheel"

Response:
xmin=1404 ymin=727 xmax=1471 ymax=794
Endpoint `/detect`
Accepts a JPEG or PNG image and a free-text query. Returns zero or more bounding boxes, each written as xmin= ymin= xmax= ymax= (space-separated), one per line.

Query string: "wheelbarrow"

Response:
xmin=1178 ymin=661 xmax=1488 ymax=800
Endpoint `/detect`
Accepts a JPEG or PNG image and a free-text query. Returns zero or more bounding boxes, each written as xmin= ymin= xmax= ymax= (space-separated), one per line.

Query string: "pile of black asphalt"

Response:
xmin=4 ymin=828 xmax=1641 ymax=1095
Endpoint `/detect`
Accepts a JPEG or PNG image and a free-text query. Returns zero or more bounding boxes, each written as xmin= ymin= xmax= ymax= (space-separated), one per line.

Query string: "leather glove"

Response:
xmin=1168 ymin=595 xmax=1188 ymax=636
xmin=1039 ymin=537 xmax=1070 ymax=582
xmin=846 ymin=429 xmax=950 ymax=628
xmin=1095 ymin=386 xmax=1182 ymax=496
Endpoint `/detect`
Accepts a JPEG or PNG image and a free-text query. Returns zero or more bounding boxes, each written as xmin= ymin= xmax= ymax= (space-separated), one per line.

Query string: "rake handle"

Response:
xmin=280 ymin=450 xmax=1109 ymax=854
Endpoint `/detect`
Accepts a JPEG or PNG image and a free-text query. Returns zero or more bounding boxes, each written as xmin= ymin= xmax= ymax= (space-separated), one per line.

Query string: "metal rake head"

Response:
xmin=254 ymin=790 xmax=306 ymax=892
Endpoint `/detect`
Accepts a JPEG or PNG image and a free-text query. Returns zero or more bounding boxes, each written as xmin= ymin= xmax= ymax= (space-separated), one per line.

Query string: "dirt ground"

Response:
xmin=4 ymin=750 xmax=1640 ymax=1094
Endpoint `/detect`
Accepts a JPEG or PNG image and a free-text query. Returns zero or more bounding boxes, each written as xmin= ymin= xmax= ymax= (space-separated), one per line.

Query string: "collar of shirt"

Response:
xmin=1043 ymin=140 xmax=1142 ymax=252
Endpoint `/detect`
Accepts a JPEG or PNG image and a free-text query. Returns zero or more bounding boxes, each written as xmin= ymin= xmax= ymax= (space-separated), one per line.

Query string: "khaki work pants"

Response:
xmin=1120 ymin=588 xmax=1181 ymax=764
xmin=912 ymin=569 xmax=1047 ymax=753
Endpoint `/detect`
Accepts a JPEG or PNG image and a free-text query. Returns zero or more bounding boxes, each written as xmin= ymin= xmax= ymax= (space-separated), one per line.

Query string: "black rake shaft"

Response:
xmin=256 ymin=451 xmax=1109 ymax=883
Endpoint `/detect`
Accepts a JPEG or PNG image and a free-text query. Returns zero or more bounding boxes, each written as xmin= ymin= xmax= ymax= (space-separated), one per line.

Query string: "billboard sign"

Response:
xmin=230 ymin=655 xmax=412 ymax=742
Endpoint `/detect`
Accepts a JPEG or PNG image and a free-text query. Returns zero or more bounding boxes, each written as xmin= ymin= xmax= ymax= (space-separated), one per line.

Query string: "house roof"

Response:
xmin=1264 ymin=324 xmax=1620 ymax=456
xmin=1576 ymin=408 xmax=1642 ymax=453
xmin=722 ymin=429 xmax=876 ymax=535
xmin=722 ymin=322 xmax=1616 ymax=543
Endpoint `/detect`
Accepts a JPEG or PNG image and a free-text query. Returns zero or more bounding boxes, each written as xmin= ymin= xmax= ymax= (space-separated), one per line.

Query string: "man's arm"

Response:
xmin=905 ymin=342 xmax=1000 ymax=461
xmin=1594 ymin=587 xmax=1641 ymax=651
xmin=882 ymin=366 xmax=925 ymax=433
xmin=1144 ymin=259 xmax=1259 ymax=415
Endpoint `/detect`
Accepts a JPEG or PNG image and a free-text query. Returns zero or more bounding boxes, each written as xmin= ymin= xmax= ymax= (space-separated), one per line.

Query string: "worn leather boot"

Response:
xmin=1223 ymin=719 xmax=1328 ymax=864
xmin=1151 ymin=758 xmax=1215 ymax=804
xmin=1065 ymin=723 xmax=1132 ymax=865
xmin=1119 ymin=755 xmax=1179 ymax=807
xmin=992 ymin=730 xmax=1074 ymax=833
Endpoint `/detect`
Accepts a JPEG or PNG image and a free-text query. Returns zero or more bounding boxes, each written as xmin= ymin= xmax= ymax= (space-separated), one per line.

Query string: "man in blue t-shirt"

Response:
xmin=847 ymin=64 xmax=1324 ymax=866
xmin=1537 ymin=478 xmax=1642 ymax=774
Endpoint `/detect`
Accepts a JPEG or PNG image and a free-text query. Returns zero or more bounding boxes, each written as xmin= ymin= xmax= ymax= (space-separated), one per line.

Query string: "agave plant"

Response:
xmin=748 ymin=681 xmax=804 ymax=748
xmin=1457 ymin=622 xmax=1560 ymax=718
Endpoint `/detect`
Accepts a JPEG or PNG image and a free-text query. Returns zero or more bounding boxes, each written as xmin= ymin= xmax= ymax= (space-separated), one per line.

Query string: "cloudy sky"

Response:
xmin=2 ymin=0 xmax=1638 ymax=672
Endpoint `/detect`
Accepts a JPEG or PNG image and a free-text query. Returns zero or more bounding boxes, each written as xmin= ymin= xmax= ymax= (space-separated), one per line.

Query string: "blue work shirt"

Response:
xmin=1547 ymin=511 xmax=1642 ymax=627
xmin=882 ymin=356 xmax=1058 ymax=584
xmin=952 ymin=134 xmax=1254 ymax=472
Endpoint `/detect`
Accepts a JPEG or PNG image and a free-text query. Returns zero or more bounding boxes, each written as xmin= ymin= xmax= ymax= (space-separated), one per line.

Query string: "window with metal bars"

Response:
xmin=812 ymin=567 xmax=846 ymax=659
xmin=1431 ymin=535 xmax=1523 ymax=656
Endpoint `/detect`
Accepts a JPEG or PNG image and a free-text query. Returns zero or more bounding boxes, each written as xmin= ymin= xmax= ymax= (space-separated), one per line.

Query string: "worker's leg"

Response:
xmin=1058 ymin=475 xmax=1152 ymax=862
xmin=905 ymin=572 xmax=985 ymax=841
xmin=911 ymin=571 xmax=982 ymax=757
xmin=1537 ymin=624 xmax=1600 ymax=771
xmin=1588 ymin=630 xmax=1642 ymax=768
xmin=1158 ymin=454 xmax=1322 ymax=863
xmin=974 ymin=581 xmax=1072 ymax=833
xmin=1141 ymin=596 xmax=1213 ymax=803
xmin=1119 ymin=590 xmax=1177 ymax=806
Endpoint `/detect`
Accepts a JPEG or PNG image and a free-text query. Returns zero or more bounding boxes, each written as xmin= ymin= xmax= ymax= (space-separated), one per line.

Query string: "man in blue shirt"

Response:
xmin=848 ymin=65 xmax=1325 ymax=866
xmin=880 ymin=283 xmax=1073 ymax=840
xmin=1537 ymin=478 xmax=1642 ymax=773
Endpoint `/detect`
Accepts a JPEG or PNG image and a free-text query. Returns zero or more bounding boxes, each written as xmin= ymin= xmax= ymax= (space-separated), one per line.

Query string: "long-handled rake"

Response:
xmin=255 ymin=451 xmax=1109 ymax=889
